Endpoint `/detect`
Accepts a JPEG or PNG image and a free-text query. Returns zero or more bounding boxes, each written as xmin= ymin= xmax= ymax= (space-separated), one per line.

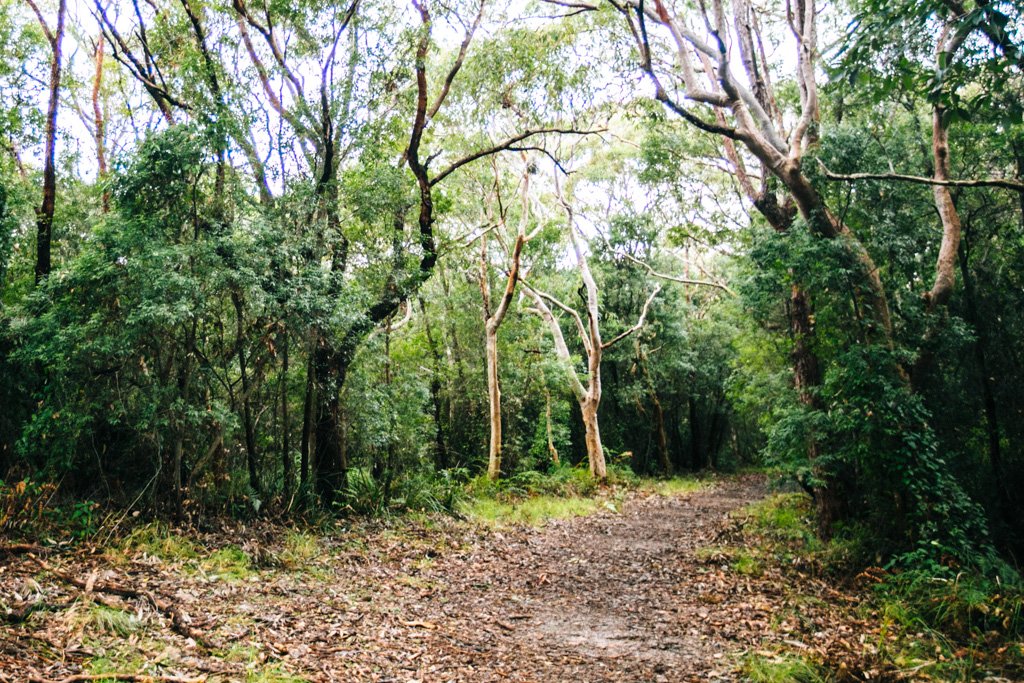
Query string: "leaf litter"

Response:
xmin=0 ymin=475 xmax=952 ymax=681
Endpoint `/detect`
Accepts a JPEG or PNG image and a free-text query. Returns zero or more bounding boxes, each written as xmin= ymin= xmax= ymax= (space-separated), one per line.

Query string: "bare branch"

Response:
xmin=602 ymin=283 xmax=661 ymax=350
xmin=427 ymin=0 xmax=485 ymax=119
xmin=521 ymin=279 xmax=592 ymax=355
xmin=429 ymin=128 xmax=602 ymax=186
xmin=818 ymin=161 xmax=1024 ymax=194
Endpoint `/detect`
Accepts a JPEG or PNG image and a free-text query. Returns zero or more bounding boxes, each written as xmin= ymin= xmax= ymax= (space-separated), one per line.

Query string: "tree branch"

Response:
xmin=429 ymin=128 xmax=601 ymax=186
xmin=818 ymin=161 xmax=1024 ymax=194
xmin=602 ymin=283 xmax=661 ymax=349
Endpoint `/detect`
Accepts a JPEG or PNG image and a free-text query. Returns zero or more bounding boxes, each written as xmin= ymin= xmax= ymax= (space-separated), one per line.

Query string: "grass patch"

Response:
xmin=645 ymin=476 xmax=705 ymax=497
xmin=461 ymin=495 xmax=601 ymax=526
xmin=245 ymin=667 xmax=309 ymax=683
xmin=71 ymin=602 xmax=143 ymax=638
xmin=120 ymin=522 xmax=201 ymax=563
xmin=740 ymin=652 xmax=826 ymax=683
xmin=731 ymin=549 xmax=763 ymax=577
xmin=200 ymin=545 xmax=255 ymax=581
xmin=280 ymin=531 xmax=321 ymax=569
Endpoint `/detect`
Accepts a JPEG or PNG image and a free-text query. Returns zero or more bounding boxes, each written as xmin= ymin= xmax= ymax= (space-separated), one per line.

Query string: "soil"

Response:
xmin=1 ymin=476 xmax=893 ymax=682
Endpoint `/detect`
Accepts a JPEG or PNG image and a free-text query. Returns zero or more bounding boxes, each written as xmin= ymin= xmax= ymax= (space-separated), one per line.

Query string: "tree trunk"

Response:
xmin=92 ymin=34 xmax=109 ymax=213
xmin=651 ymin=390 xmax=671 ymax=475
xmin=545 ymin=389 xmax=559 ymax=466
xmin=420 ymin=298 xmax=449 ymax=470
xmin=688 ymin=398 xmax=702 ymax=471
xmin=581 ymin=398 xmax=606 ymax=479
xmin=485 ymin=321 xmax=502 ymax=479
xmin=300 ymin=349 xmax=315 ymax=491
xmin=280 ymin=327 xmax=292 ymax=498
xmin=958 ymin=239 xmax=1010 ymax=511
xmin=312 ymin=345 xmax=346 ymax=506
xmin=232 ymin=292 xmax=260 ymax=495
xmin=34 ymin=0 xmax=67 ymax=284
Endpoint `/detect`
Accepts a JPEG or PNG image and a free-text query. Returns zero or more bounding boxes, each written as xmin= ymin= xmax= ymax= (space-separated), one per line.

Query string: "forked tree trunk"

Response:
xmin=480 ymin=165 xmax=531 ymax=480
xmin=525 ymin=183 xmax=659 ymax=481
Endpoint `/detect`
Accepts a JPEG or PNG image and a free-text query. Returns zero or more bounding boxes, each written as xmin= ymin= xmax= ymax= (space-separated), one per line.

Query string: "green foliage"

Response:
xmin=467 ymin=464 xmax=602 ymax=501
xmin=461 ymin=494 xmax=601 ymax=527
xmin=740 ymin=652 xmax=826 ymax=683
xmin=880 ymin=569 xmax=1023 ymax=641
xmin=201 ymin=546 xmax=255 ymax=581
xmin=340 ymin=467 xmax=467 ymax=517
xmin=121 ymin=523 xmax=201 ymax=562
xmin=83 ymin=603 xmax=143 ymax=638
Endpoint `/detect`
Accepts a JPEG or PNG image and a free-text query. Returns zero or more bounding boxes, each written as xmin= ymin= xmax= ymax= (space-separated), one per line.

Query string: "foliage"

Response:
xmin=461 ymin=494 xmax=602 ymax=527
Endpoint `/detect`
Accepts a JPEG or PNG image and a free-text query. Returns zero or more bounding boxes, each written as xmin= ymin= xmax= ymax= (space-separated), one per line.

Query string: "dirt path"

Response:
xmin=4 ymin=476 xmax=857 ymax=682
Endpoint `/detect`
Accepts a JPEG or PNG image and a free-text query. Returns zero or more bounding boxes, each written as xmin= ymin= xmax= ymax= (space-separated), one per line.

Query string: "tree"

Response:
xmin=25 ymin=0 xmax=66 ymax=284
xmin=479 ymin=156 xmax=539 ymax=479
xmin=524 ymin=171 xmax=660 ymax=479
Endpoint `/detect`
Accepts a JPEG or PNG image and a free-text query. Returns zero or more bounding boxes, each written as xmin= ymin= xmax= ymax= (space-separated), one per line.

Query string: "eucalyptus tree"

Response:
xmin=523 ymin=168 xmax=660 ymax=479
xmin=478 ymin=156 xmax=540 ymax=479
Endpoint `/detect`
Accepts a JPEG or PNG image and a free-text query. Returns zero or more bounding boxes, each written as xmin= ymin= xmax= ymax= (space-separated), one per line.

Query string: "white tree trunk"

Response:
xmin=485 ymin=321 xmax=502 ymax=479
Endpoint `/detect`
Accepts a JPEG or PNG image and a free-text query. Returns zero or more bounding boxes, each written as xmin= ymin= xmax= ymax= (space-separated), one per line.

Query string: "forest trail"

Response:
xmin=4 ymin=477 xmax=870 ymax=682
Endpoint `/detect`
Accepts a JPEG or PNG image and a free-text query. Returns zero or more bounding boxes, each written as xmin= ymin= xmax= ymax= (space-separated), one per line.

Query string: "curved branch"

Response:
xmin=602 ymin=283 xmax=661 ymax=350
xmin=429 ymin=128 xmax=602 ymax=186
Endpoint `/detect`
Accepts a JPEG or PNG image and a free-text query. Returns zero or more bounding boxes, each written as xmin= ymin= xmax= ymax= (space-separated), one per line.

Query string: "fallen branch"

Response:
xmin=29 ymin=558 xmax=215 ymax=649
xmin=0 ymin=543 xmax=51 ymax=556
xmin=30 ymin=674 xmax=205 ymax=683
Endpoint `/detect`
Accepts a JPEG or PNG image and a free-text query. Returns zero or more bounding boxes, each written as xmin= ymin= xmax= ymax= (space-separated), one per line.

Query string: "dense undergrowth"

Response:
xmin=735 ymin=491 xmax=1024 ymax=682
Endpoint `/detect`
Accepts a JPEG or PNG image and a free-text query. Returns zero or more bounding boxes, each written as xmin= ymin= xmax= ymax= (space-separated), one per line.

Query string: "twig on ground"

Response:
xmin=27 ymin=557 xmax=216 ymax=649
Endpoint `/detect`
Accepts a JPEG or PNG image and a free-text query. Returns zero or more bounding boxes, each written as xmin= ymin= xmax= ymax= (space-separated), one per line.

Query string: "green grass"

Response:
xmin=461 ymin=494 xmax=602 ymax=526
xmin=119 ymin=522 xmax=201 ymax=562
xmin=740 ymin=652 xmax=826 ymax=683
xmin=200 ymin=545 xmax=255 ymax=581
xmin=645 ymin=476 xmax=706 ymax=497
xmin=280 ymin=531 xmax=321 ymax=569
xmin=77 ymin=602 xmax=143 ymax=638
xmin=245 ymin=667 xmax=310 ymax=683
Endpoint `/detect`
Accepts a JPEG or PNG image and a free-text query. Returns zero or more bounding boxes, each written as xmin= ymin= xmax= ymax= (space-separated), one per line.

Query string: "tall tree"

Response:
xmin=525 ymin=172 xmax=660 ymax=479
xmin=26 ymin=0 xmax=66 ymax=284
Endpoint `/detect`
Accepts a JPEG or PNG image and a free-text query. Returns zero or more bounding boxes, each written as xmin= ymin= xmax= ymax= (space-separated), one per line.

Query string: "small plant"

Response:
xmin=280 ymin=531 xmax=320 ymax=569
xmin=85 ymin=603 xmax=143 ymax=638
xmin=121 ymin=523 xmax=201 ymax=562
xmin=648 ymin=476 xmax=705 ymax=497
xmin=731 ymin=550 xmax=763 ymax=577
xmin=462 ymin=495 xmax=601 ymax=526
xmin=201 ymin=545 xmax=255 ymax=581
xmin=740 ymin=652 xmax=825 ymax=683
xmin=0 ymin=478 xmax=56 ymax=537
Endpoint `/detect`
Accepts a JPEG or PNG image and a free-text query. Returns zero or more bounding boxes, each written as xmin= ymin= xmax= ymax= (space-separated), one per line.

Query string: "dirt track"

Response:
xmin=5 ymin=476 xmax=862 ymax=682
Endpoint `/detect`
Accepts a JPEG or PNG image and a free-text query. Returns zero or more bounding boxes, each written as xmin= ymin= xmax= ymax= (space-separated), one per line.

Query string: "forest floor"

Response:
xmin=0 ymin=475 xmax=1010 ymax=682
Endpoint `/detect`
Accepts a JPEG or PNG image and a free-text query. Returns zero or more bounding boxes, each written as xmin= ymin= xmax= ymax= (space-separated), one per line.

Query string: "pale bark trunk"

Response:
xmin=485 ymin=321 xmax=502 ymax=479
xmin=525 ymin=179 xmax=658 ymax=481
xmin=92 ymin=34 xmax=109 ymax=213
xmin=581 ymin=399 xmax=606 ymax=479
xmin=480 ymin=169 xmax=529 ymax=480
